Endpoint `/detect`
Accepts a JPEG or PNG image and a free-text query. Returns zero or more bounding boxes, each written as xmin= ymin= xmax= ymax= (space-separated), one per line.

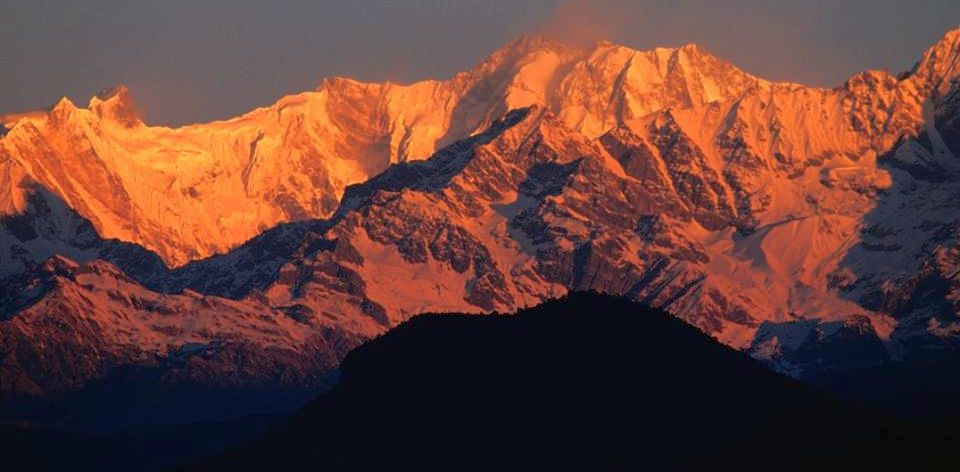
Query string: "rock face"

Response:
xmin=3 ymin=27 xmax=960 ymax=404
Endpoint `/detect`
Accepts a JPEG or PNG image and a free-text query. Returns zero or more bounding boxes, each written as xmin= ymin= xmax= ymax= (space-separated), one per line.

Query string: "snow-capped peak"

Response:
xmin=88 ymin=84 xmax=141 ymax=127
xmin=497 ymin=34 xmax=571 ymax=56
xmin=49 ymin=96 xmax=78 ymax=114
xmin=907 ymin=24 xmax=960 ymax=96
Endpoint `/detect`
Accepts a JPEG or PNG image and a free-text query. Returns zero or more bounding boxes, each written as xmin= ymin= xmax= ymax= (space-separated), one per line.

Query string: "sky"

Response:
xmin=2 ymin=0 xmax=959 ymax=126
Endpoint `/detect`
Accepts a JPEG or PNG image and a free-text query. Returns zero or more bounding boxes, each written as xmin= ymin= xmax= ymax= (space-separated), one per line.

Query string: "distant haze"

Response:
xmin=2 ymin=0 xmax=959 ymax=126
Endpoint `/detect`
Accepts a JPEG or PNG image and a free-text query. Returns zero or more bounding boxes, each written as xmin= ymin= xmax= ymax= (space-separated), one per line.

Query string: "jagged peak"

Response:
xmin=40 ymin=254 xmax=80 ymax=275
xmin=917 ymin=25 xmax=960 ymax=66
xmin=49 ymin=96 xmax=77 ymax=114
xmin=316 ymin=37 xmax=568 ymax=95
xmin=318 ymin=76 xmax=365 ymax=89
xmin=467 ymin=35 xmax=578 ymax=76
xmin=906 ymin=24 xmax=960 ymax=94
xmin=75 ymin=259 xmax=131 ymax=280
xmin=593 ymin=40 xmax=711 ymax=59
xmin=313 ymin=75 xmax=390 ymax=96
xmin=584 ymin=39 xmax=754 ymax=88
xmin=599 ymin=121 xmax=644 ymax=142
xmin=670 ymin=42 xmax=741 ymax=69
xmin=583 ymin=38 xmax=701 ymax=56
xmin=942 ymin=24 xmax=960 ymax=45
xmin=843 ymin=69 xmax=898 ymax=90
xmin=589 ymin=39 xmax=645 ymax=55
xmin=95 ymin=84 xmax=131 ymax=102
xmin=499 ymin=34 xmax=572 ymax=56
xmin=45 ymin=97 xmax=81 ymax=126
xmin=88 ymin=84 xmax=141 ymax=127
xmin=677 ymin=42 xmax=704 ymax=54
xmin=30 ymin=256 xmax=135 ymax=288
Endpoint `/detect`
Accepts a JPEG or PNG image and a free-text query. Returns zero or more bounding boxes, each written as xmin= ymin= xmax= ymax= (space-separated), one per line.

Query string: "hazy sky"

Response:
xmin=2 ymin=0 xmax=959 ymax=125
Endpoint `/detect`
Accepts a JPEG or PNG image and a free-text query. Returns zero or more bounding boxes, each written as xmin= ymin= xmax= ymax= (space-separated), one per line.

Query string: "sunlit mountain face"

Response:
xmin=3 ymin=20 xmax=960 ymax=471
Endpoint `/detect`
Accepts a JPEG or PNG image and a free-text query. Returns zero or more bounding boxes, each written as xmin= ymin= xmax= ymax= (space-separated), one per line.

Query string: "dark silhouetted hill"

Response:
xmin=194 ymin=293 xmax=953 ymax=470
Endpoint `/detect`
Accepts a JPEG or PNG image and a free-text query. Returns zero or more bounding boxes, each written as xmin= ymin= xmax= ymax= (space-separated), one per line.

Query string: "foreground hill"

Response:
xmin=193 ymin=293 xmax=949 ymax=470
xmin=4 ymin=295 xmax=956 ymax=470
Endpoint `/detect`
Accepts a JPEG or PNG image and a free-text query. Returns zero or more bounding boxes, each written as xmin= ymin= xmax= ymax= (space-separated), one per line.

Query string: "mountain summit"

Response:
xmin=89 ymin=85 xmax=141 ymax=128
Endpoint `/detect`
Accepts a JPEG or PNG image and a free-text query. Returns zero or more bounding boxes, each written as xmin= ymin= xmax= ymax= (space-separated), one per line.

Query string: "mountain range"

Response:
xmin=3 ymin=26 xmax=960 ymax=418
